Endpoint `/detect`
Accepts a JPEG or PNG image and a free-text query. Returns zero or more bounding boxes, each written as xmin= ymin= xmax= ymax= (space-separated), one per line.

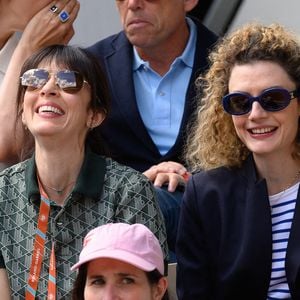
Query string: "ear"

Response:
xmin=153 ymin=277 xmax=168 ymax=300
xmin=184 ymin=0 xmax=199 ymax=12
xmin=21 ymin=109 xmax=27 ymax=127
xmin=86 ymin=110 xmax=106 ymax=129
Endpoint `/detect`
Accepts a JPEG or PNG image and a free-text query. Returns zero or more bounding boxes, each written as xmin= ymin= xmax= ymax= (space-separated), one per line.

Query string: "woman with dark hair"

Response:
xmin=0 ymin=0 xmax=79 ymax=167
xmin=71 ymin=223 xmax=169 ymax=300
xmin=0 ymin=45 xmax=167 ymax=299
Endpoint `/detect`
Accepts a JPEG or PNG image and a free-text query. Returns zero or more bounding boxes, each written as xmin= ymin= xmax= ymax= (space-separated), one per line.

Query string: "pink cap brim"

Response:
xmin=71 ymin=248 xmax=163 ymax=275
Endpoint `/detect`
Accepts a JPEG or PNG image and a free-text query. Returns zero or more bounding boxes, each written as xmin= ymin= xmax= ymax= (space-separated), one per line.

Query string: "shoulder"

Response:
xmin=184 ymin=166 xmax=247 ymax=208
xmin=192 ymin=18 xmax=218 ymax=46
xmin=104 ymin=157 xmax=152 ymax=187
xmin=0 ymin=160 xmax=27 ymax=182
xmin=0 ymin=161 xmax=28 ymax=208
xmin=190 ymin=166 xmax=242 ymax=187
xmin=86 ymin=31 xmax=131 ymax=57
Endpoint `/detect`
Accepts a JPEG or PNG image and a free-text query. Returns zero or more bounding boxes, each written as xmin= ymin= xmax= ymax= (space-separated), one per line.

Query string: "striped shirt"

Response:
xmin=267 ymin=182 xmax=299 ymax=299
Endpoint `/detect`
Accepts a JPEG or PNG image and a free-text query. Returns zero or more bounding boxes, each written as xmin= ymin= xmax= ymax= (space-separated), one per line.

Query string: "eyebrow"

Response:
xmin=87 ymin=272 xmax=137 ymax=279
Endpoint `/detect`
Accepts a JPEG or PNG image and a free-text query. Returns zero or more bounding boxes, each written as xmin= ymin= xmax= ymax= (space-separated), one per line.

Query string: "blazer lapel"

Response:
xmin=242 ymin=177 xmax=273 ymax=295
xmin=172 ymin=20 xmax=218 ymax=156
xmin=235 ymin=157 xmax=273 ymax=295
xmin=103 ymin=34 xmax=160 ymax=155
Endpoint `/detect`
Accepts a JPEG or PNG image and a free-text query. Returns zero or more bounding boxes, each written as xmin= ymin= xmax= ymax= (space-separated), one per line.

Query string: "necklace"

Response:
xmin=37 ymin=173 xmax=76 ymax=195
xmin=282 ymin=169 xmax=300 ymax=191
xmin=41 ymin=181 xmax=76 ymax=195
xmin=276 ymin=169 xmax=300 ymax=198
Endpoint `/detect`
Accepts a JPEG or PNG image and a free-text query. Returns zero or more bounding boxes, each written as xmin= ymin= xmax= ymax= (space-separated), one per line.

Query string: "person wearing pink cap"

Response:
xmin=71 ymin=223 xmax=169 ymax=300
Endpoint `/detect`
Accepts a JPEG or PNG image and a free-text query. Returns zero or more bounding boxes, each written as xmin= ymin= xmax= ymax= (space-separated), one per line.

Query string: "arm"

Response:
xmin=143 ymin=161 xmax=190 ymax=192
xmin=0 ymin=0 xmax=80 ymax=163
xmin=0 ymin=269 xmax=11 ymax=300
xmin=176 ymin=176 xmax=213 ymax=299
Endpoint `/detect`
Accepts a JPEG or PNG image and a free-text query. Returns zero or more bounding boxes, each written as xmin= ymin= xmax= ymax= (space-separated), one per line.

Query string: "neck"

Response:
xmin=35 ymin=145 xmax=85 ymax=205
xmin=38 ymin=174 xmax=76 ymax=206
xmin=135 ymin=20 xmax=190 ymax=75
xmin=255 ymin=156 xmax=300 ymax=195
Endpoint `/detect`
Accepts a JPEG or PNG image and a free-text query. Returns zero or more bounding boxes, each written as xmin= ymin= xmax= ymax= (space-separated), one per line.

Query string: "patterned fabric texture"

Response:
xmin=0 ymin=151 xmax=167 ymax=299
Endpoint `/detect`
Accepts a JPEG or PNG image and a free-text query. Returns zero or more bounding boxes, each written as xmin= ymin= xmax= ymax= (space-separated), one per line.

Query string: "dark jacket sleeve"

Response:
xmin=176 ymin=174 xmax=215 ymax=299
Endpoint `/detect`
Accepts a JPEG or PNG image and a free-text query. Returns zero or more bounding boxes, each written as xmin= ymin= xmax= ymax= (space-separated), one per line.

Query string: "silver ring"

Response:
xmin=59 ymin=10 xmax=70 ymax=23
xmin=50 ymin=5 xmax=59 ymax=14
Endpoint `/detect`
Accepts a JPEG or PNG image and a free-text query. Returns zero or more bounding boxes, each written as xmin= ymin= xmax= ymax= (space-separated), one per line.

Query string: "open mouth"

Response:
xmin=37 ymin=105 xmax=64 ymax=115
xmin=248 ymin=127 xmax=276 ymax=134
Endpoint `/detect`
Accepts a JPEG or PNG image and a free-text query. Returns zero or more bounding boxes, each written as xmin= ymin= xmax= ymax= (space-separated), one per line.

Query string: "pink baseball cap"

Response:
xmin=71 ymin=223 xmax=164 ymax=275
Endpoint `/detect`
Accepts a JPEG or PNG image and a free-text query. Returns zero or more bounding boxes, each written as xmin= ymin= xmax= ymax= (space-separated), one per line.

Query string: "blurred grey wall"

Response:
xmin=228 ymin=0 xmax=300 ymax=35
xmin=70 ymin=0 xmax=300 ymax=47
xmin=70 ymin=0 xmax=122 ymax=47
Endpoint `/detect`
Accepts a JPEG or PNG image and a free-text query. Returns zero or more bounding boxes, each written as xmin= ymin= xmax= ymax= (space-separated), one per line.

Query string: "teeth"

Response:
xmin=38 ymin=105 xmax=63 ymax=115
xmin=251 ymin=127 xmax=273 ymax=134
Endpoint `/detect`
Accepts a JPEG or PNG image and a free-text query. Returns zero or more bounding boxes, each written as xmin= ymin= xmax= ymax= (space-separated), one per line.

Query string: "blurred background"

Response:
xmin=71 ymin=0 xmax=300 ymax=47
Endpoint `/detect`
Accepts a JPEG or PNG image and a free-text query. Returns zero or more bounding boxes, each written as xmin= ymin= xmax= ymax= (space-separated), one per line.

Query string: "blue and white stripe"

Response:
xmin=267 ymin=182 xmax=298 ymax=299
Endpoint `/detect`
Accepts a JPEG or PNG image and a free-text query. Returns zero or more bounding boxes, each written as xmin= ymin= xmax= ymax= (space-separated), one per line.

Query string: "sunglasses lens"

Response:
xmin=56 ymin=71 xmax=84 ymax=92
xmin=223 ymin=88 xmax=293 ymax=115
xmin=260 ymin=89 xmax=290 ymax=111
xmin=21 ymin=69 xmax=86 ymax=93
xmin=223 ymin=94 xmax=251 ymax=115
xmin=21 ymin=69 xmax=49 ymax=89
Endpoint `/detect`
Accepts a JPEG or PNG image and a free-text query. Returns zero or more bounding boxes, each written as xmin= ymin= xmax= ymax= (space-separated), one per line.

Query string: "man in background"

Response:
xmin=87 ymin=0 xmax=218 ymax=259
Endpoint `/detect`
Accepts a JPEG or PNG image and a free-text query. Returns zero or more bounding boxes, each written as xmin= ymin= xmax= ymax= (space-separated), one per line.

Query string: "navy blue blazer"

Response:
xmin=176 ymin=156 xmax=300 ymax=299
xmin=87 ymin=20 xmax=218 ymax=172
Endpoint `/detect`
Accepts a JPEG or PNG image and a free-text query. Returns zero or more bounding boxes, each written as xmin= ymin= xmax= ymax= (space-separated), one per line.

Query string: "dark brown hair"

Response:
xmin=15 ymin=44 xmax=111 ymax=160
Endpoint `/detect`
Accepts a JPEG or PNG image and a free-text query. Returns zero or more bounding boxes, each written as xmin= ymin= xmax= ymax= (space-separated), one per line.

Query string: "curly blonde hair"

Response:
xmin=186 ymin=23 xmax=300 ymax=172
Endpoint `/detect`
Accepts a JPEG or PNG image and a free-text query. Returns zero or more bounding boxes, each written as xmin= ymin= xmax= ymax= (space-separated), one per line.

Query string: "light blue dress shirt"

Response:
xmin=133 ymin=18 xmax=196 ymax=155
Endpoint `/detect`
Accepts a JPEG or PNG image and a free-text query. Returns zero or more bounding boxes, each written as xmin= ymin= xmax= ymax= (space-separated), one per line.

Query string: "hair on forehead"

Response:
xmin=16 ymin=44 xmax=112 ymax=159
xmin=20 ymin=45 xmax=92 ymax=75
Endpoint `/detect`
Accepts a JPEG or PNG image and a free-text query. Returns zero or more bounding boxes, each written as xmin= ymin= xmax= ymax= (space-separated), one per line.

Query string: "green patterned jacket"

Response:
xmin=0 ymin=150 xmax=167 ymax=299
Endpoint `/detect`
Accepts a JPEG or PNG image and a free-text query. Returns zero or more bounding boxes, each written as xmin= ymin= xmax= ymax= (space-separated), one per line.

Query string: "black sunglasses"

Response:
xmin=20 ymin=68 xmax=88 ymax=93
xmin=222 ymin=87 xmax=299 ymax=115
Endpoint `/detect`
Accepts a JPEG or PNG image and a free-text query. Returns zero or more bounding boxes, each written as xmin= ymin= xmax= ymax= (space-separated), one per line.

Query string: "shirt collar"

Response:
xmin=132 ymin=17 xmax=196 ymax=71
xmin=132 ymin=47 xmax=148 ymax=71
xmin=25 ymin=148 xmax=107 ymax=202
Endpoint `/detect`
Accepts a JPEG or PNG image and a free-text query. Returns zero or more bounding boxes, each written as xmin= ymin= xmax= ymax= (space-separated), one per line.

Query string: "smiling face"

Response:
xmin=115 ymin=0 xmax=198 ymax=50
xmin=84 ymin=258 xmax=166 ymax=300
xmin=21 ymin=61 xmax=104 ymax=145
xmin=229 ymin=61 xmax=300 ymax=160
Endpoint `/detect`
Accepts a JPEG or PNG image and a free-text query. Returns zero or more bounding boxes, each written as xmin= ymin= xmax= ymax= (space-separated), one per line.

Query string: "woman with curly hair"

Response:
xmin=176 ymin=23 xmax=300 ymax=299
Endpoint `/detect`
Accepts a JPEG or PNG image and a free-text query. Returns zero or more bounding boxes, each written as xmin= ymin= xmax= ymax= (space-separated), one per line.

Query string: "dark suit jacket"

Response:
xmin=87 ymin=20 xmax=218 ymax=172
xmin=176 ymin=156 xmax=300 ymax=299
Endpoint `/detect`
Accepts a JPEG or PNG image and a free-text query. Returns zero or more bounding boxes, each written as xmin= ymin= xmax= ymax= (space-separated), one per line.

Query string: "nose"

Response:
xmin=248 ymin=101 xmax=268 ymax=119
xmin=39 ymin=75 xmax=59 ymax=96
xmin=127 ymin=0 xmax=143 ymax=9
xmin=101 ymin=285 xmax=120 ymax=300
